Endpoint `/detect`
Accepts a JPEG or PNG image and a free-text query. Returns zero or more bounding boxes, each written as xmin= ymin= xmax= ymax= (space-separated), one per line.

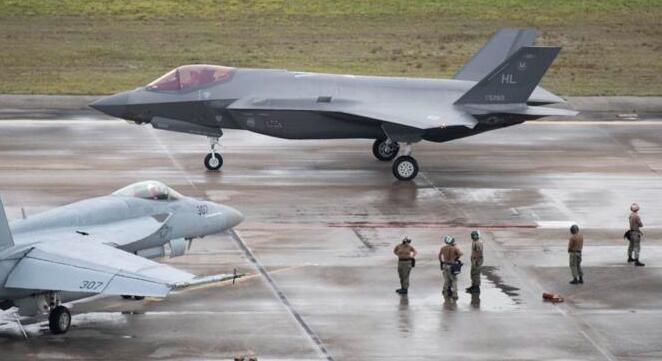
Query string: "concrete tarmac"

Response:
xmin=0 ymin=118 xmax=661 ymax=360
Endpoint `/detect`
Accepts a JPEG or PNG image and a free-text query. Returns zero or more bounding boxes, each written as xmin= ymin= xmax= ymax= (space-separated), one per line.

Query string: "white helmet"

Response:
xmin=631 ymin=203 xmax=640 ymax=212
xmin=443 ymin=235 xmax=455 ymax=245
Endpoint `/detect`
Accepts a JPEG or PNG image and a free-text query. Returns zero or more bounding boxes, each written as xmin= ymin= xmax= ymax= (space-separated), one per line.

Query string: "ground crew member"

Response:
xmin=393 ymin=237 xmax=417 ymax=294
xmin=439 ymin=235 xmax=463 ymax=301
xmin=568 ymin=224 xmax=584 ymax=285
xmin=628 ymin=203 xmax=645 ymax=266
xmin=466 ymin=230 xmax=483 ymax=294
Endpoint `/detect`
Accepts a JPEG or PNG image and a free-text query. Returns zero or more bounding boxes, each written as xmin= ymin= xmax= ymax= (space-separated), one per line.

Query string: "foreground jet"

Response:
xmin=91 ymin=28 xmax=577 ymax=180
xmin=0 ymin=181 xmax=243 ymax=334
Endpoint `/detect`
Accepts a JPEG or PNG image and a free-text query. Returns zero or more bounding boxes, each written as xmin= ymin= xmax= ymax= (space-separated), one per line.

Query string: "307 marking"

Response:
xmin=79 ymin=280 xmax=104 ymax=291
xmin=197 ymin=205 xmax=209 ymax=216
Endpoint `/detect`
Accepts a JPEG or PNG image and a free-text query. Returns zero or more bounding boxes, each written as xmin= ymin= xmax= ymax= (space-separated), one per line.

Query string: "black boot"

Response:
xmin=628 ymin=256 xmax=635 ymax=263
xmin=578 ymin=276 xmax=583 ymax=284
xmin=635 ymin=259 xmax=645 ymax=267
xmin=569 ymin=278 xmax=579 ymax=285
xmin=465 ymin=285 xmax=480 ymax=294
xmin=396 ymin=288 xmax=404 ymax=294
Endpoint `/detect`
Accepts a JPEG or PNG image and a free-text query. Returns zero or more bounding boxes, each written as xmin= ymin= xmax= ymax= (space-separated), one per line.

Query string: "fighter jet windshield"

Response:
xmin=146 ymin=65 xmax=234 ymax=91
xmin=112 ymin=181 xmax=184 ymax=201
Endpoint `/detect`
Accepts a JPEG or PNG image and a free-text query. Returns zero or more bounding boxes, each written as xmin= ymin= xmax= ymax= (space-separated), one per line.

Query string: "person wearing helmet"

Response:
xmin=568 ymin=224 xmax=584 ymax=285
xmin=393 ymin=236 xmax=417 ymax=294
xmin=627 ymin=203 xmax=645 ymax=266
xmin=466 ymin=230 xmax=484 ymax=294
xmin=438 ymin=235 xmax=463 ymax=301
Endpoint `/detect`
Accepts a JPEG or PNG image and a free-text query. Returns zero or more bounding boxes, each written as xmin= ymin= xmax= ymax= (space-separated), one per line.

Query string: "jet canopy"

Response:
xmin=112 ymin=181 xmax=184 ymax=201
xmin=146 ymin=64 xmax=234 ymax=91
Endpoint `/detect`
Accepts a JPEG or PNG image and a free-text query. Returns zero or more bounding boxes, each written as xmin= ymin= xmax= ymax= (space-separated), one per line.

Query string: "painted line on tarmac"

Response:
xmin=229 ymin=229 xmax=334 ymax=361
xmin=351 ymin=227 xmax=374 ymax=249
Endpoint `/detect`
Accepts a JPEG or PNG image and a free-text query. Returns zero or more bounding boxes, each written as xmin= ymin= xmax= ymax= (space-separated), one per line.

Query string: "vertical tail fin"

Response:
xmin=454 ymin=46 xmax=561 ymax=105
xmin=454 ymin=28 xmax=538 ymax=81
xmin=0 ymin=197 xmax=15 ymax=250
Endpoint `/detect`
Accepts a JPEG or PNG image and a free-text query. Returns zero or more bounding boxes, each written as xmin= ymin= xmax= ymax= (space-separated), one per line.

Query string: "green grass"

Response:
xmin=0 ymin=0 xmax=660 ymax=95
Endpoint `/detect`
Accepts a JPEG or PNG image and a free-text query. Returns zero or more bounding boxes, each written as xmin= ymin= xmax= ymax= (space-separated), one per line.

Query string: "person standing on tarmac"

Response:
xmin=627 ymin=203 xmax=645 ymax=266
xmin=439 ymin=235 xmax=463 ymax=301
xmin=393 ymin=237 xmax=417 ymax=294
xmin=568 ymin=224 xmax=584 ymax=285
xmin=466 ymin=230 xmax=483 ymax=294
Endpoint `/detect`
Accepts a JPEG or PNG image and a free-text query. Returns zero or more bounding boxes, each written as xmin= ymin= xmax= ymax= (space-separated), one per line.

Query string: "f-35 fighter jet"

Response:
xmin=91 ymin=29 xmax=576 ymax=181
xmin=0 ymin=181 xmax=243 ymax=335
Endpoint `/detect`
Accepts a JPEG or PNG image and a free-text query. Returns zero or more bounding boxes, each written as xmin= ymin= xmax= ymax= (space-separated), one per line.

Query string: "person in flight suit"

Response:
xmin=439 ymin=235 xmax=463 ymax=301
xmin=393 ymin=237 xmax=417 ymax=294
xmin=568 ymin=224 xmax=584 ymax=285
xmin=627 ymin=203 xmax=645 ymax=266
xmin=466 ymin=230 xmax=484 ymax=294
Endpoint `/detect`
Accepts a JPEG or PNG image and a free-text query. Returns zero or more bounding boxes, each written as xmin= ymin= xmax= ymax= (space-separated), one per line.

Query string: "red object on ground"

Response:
xmin=542 ymin=292 xmax=564 ymax=303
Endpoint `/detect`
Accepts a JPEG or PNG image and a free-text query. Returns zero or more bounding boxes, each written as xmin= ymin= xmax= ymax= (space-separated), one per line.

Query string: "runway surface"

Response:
xmin=0 ymin=118 xmax=661 ymax=360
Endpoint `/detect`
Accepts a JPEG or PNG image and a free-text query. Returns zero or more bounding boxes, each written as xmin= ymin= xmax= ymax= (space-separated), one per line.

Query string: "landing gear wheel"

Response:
xmin=49 ymin=306 xmax=71 ymax=335
xmin=121 ymin=295 xmax=132 ymax=300
xmin=372 ymin=139 xmax=399 ymax=161
xmin=392 ymin=156 xmax=419 ymax=181
xmin=204 ymin=153 xmax=223 ymax=171
xmin=133 ymin=296 xmax=145 ymax=300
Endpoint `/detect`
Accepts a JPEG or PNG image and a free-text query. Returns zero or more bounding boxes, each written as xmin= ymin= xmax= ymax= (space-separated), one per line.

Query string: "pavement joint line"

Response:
xmin=229 ymin=229 xmax=334 ymax=361
xmin=147 ymin=126 xmax=202 ymax=196
xmin=351 ymin=227 xmax=374 ymax=249
xmin=418 ymin=171 xmax=447 ymax=199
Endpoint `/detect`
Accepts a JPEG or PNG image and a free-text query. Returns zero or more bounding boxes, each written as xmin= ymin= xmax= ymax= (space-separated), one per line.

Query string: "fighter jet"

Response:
xmin=91 ymin=28 xmax=577 ymax=181
xmin=0 ymin=180 xmax=243 ymax=335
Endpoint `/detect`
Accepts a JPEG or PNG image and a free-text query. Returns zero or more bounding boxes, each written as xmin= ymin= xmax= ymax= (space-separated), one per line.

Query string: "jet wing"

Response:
xmin=228 ymin=97 xmax=478 ymax=130
xmin=4 ymin=239 xmax=195 ymax=297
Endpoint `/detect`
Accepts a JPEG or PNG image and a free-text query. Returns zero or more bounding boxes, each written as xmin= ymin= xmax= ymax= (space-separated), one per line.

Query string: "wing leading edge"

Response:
xmin=4 ymin=239 xmax=205 ymax=297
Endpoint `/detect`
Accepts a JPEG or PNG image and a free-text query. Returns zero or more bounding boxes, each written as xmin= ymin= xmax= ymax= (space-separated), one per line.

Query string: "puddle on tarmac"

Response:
xmin=435 ymin=266 xmax=521 ymax=312
xmin=481 ymin=266 xmax=521 ymax=300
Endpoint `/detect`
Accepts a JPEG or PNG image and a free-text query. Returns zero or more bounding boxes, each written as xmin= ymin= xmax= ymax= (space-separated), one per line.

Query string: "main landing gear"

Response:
xmin=48 ymin=305 xmax=71 ymax=335
xmin=372 ymin=139 xmax=419 ymax=181
xmin=204 ymin=136 xmax=223 ymax=171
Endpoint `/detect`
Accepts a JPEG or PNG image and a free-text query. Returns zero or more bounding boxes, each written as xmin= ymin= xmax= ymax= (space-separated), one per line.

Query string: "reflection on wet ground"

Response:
xmin=481 ymin=266 xmax=521 ymax=301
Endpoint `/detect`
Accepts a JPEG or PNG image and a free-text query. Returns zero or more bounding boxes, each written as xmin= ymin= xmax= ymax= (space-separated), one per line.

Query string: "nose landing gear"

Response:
xmin=204 ymin=137 xmax=223 ymax=171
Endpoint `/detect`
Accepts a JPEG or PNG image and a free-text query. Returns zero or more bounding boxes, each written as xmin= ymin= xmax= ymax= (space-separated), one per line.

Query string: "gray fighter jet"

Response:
xmin=0 ymin=180 xmax=243 ymax=335
xmin=91 ymin=28 xmax=577 ymax=180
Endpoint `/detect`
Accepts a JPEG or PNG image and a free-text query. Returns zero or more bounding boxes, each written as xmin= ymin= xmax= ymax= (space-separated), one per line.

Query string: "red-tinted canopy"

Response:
xmin=147 ymin=65 xmax=234 ymax=91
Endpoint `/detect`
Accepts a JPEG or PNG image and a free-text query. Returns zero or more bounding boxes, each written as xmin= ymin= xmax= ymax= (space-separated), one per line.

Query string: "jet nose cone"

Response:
xmin=90 ymin=92 xmax=130 ymax=118
xmin=208 ymin=203 xmax=244 ymax=229
xmin=225 ymin=206 xmax=244 ymax=228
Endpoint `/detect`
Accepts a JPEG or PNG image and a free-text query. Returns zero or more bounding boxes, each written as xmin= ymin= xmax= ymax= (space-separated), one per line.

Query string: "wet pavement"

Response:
xmin=0 ymin=118 xmax=661 ymax=360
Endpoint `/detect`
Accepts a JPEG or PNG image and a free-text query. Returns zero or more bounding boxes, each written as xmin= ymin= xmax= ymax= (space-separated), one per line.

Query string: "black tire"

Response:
xmin=372 ymin=139 xmax=399 ymax=161
xmin=133 ymin=296 xmax=145 ymax=300
xmin=204 ymin=153 xmax=223 ymax=171
xmin=392 ymin=156 xmax=419 ymax=181
xmin=121 ymin=295 xmax=132 ymax=300
xmin=48 ymin=306 xmax=71 ymax=335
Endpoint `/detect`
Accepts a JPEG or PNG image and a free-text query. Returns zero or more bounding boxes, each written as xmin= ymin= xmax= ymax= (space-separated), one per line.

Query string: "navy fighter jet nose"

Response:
xmin=206 ymin=202 xmax=244 ymax=229
xmin=224 ymin=206 xmax=244 ymax=228
xmin=90 ymin=92 xmax=130 ymax=118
